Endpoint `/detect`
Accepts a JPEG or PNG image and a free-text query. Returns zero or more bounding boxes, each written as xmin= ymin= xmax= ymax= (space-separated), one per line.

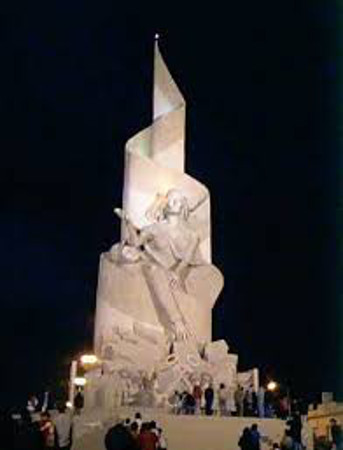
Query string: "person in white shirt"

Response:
xmin=133 ymin=412 xmax=142 ymax=431
xmin=53 ymin=404 xmax=73 ymax=450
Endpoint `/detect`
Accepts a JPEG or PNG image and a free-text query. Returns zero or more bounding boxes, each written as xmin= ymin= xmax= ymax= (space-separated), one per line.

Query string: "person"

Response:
xmin=27 ymin=395 xmax=39 ymax=414
xmin=193 ymin=383 xmax=203 ymax=415
xmin=227 ymin=386 xmax=236 ymax=416
xmin=330 ymin=419 xmax=343 ymax=450
xmin=244 ymin=389 xmax=254 ymax=417
xmin=169 ymin=391 xmax=181 ymax=415
xmin=281 ymin=429 xmax=294 ymax=450
xmin=287 ymin=413 xmax=302 ymax=450
xmin=212 ymin=386 xmax=219 ymax=416
xmin=301 ymin=416 xmax=313 ymax=450
xmin=129 ymin=422 xmax=139 ymax=445
xmin=105 ymin=423 xmax=137 ymax=450
xmin=74 ymin=390 xmax=84 ymax=415
xmin=138 ymin=422 xmax=158 ymax=450
xmin=235 ymin=386 xmax=245 ymax=417
xmin=250 ymin=424 xmax=261 ymax=450
xmin=264 ymin=388 xmax=274 ymax=418
xmin=149 ymin=421 xmax=159 ymax=437
xmin=279 ymin=396 xmax=290 ymax=420
xmin=157 ymin=428 xmax=167 ymax=450
xmin=39 ymin=411 xmax=55 ymax=449
xmin=183 ymin=392 xmax=196 ymax=415
xmin=13 ymin=409 xmax=44 ymax=450
xmin=204 ymin=383 xmax=214 ymax=416
xmin=53 ymin=403 xmax=73 ymax=450
xmin=123 ymin=418 xmax=131 ymax=428
xmin=133 ymin=412 xmax=142 ymax=431
xmin=218 ymin=383 xmax=228 ymax=416
xmin=41 ymin=391 xmax=50 ymax=413
xmin=257 ymin=386 xmax=265 ymax=418
xmin=238 ymin=427 xmax=253 ymax=450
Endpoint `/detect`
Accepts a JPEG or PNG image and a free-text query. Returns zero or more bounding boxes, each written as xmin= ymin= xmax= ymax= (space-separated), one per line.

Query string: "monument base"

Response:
xmin=73 ymin=408 xmax=286 ymax=450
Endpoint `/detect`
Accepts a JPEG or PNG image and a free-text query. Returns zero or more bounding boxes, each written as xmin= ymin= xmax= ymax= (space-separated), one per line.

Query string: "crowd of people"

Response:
xmin=105 ymin=412 xmax=167 ymax=450
xmin=1 ymin=398 xmax=74 ymax=450
xmin=169 ymin=383 xmax=290 ymax=419
xmin=238 ymin=424 xmax=262 ymax=450
xmin=238 ymin=414 xmax=342 ymax=450
xmin=2 ymin=387 xmax=341 ymax=450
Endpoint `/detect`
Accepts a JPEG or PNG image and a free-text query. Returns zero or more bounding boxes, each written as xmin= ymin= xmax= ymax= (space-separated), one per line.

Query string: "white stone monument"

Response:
xmin=86 ymin=41 xmax=255 ymax=410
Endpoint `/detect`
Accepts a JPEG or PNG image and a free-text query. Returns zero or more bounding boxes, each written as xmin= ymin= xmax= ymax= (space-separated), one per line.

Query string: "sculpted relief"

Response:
xmin=109 ymin=189 xmax=223 ymax=345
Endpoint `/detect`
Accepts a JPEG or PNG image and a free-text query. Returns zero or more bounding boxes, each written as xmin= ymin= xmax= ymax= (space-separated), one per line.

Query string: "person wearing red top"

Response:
xmin=193 ymin=383 xmax=203 ymax=415
xmin=138 ymin=422 xmax=158 ymax=450
xmin=39 ymin=411 xmax=55 ymax=449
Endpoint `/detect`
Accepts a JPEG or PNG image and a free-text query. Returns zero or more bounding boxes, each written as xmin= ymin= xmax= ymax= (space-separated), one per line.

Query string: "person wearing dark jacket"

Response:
xmin=330 ymin=419 xmax=343 ymax=450
xmin=105 ymin=423 xmax=137 ymax=450
xmin=204 ymin=383 xmax=214 ymax=416
xmin=238 ymin=427 xmax=253 ymax=450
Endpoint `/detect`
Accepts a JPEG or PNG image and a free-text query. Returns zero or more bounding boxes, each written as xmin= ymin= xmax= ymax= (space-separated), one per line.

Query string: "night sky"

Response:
xmin=1 ymin=1 xmax=341 ymax=407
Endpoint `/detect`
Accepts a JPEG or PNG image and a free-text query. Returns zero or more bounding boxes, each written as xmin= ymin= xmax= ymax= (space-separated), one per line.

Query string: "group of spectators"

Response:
xmin=105 ymin=412 xmax=167 ymax=450
xmin=1 ymin=399 xmax=74 ymax=450
xmin=238 ymin=414 xmax=342 ymax=450
xmin=238 ymin=424 xmax=262 ymax=450
xmin=170 ymin=383 xmax=288 ymax=418
xmin=314 ymin=419 xmax=343 ymax=450
xmin=238 ymin=418 xmax=301 ymax=450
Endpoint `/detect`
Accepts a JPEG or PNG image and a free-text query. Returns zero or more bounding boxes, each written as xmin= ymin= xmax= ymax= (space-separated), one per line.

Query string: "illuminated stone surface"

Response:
xmin=88 ymin=43 xmax=256 ymax=410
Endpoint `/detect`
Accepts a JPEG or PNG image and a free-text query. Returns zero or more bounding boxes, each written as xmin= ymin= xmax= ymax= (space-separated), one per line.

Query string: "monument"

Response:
xmin=84 ymin=40 xmax=257 ymax=411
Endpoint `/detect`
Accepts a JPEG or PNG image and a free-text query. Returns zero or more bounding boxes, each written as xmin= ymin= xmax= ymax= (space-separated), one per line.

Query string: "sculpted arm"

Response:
xmin=114 ymin=208 xmax=152 ymax=248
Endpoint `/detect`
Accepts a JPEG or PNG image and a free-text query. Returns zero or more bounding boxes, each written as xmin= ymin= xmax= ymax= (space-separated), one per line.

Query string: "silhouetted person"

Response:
xmin=133 ymin=412 xmax=142 ymax=431
xmin=129 ymin=421 xmax=139 ymax=446
xmin=184 ymin=392 xmax=195 ymax=415
xmin=39 ymin=411 xmax=55 ymax=449
xmin=330 ymin=419 xmax=343 ymax=450
xmin=13 ymin=410 xmax=44 ymax=450
xmin=204 ymin=383 xmax=214 ymax=416
xmin=238 ymin=427 xmax=253 ymax=450
xmin=257 ymin=386 xmax=265 ymax=418
xmin=281 ymin=429 xmax=294 ymax=450
xmin=287 ymin=413 xmax=302 ymax=450
xmin=192 ymin=383 xmax=202 ymax=415
xmin=250 ymin=424 xmax=261 ymax=450
xmin=74 ymin=390 xmax=84 ymax=415
xmin=105 ymin=423 xmax=137 ymax=450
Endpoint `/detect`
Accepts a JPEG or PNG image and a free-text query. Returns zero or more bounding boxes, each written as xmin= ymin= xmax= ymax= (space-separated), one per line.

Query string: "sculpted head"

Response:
xmin=146 ymin=189 xmax=189 ymax=222
xmin=165 ymin=189 xmax=189 ymax=219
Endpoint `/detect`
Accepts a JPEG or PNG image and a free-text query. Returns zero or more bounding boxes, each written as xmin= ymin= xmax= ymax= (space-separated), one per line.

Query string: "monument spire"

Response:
xmin=153 ymin=36 xmax=184 ymax=121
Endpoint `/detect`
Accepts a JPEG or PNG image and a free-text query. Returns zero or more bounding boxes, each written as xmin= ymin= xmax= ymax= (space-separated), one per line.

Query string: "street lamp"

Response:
xmin=74 ymin=377 xmax=87 ymax=387
xmin=80 ymin=354 xmax=98 ymax=365
xmin=267 ymin=381 xmax=278 ymax=392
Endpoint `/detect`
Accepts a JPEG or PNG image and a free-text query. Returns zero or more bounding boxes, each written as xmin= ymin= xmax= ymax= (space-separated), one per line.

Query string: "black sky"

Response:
xmin=0 ymin=1 xmax=341 ymax=407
